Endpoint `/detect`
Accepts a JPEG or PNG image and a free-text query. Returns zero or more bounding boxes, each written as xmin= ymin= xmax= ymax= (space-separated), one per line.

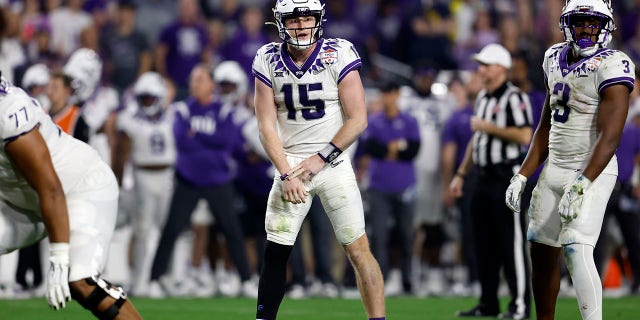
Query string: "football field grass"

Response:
xmin=1 ymin=296 xmax=638 ymax=319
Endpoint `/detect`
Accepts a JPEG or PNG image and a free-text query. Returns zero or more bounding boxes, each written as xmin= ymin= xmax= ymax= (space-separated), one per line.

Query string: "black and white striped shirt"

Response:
xmin=472 ymin=81 xmax=532 ymax=168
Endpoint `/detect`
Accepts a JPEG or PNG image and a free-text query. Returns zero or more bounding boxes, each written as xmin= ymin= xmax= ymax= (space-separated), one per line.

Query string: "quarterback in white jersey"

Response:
xmin=252 ymin=1 xmax=385 ymax=319
xmin=114 ymin=72 xmax=176 ymax=297
xmin=505 ymin=1 xmax=635 ymax=319
xmin=0 ymin=78 xmax=141 ymax=318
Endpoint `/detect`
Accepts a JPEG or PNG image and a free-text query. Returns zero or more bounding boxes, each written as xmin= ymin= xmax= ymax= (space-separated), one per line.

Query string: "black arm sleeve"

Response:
xmin=73 ymin=116 xmax=91 ymax=143
xmin=397 ymin=140 xmax=420 ymax=161
xmin=363 ymin=139 xmax=388 ymax=159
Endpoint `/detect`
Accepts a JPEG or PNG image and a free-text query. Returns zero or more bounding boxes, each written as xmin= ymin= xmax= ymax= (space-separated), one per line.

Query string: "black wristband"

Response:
xmin=280 ymin=173 xmax=289 ymax=181
xmin=318 ymin=142 xmax=343 ymax=163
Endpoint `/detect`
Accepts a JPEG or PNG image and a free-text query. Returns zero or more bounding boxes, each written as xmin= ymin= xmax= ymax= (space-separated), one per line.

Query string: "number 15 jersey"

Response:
xmin=543 ymin=43 xmax=635 ymax=174
xmin=252 ymin=38 xmax=362 ymax=157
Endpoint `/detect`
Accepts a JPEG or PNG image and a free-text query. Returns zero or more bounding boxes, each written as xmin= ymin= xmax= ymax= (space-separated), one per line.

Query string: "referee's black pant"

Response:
xmin=472 ymin=165 xmax=531 ymax=315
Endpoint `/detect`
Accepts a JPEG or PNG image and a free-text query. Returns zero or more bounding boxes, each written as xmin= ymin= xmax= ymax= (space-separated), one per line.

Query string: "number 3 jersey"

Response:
xmin=252 ymin=38 xmax=362 ymax=157
xmin=543 ymin=43 xmax=635 ymax=174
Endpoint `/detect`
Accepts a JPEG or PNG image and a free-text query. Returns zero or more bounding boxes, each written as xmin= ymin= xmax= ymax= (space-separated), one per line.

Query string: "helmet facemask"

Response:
xmin=560 ymin=1 xmax=615 ymax=57
xmin=273 ymin=1 xmax=325 ymax=50
xmin=136 ymin=94 xmax=162 ymax=116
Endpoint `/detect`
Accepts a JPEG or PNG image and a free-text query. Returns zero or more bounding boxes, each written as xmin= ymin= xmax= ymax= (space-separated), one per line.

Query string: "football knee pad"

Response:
xmin=71 ymin=275 xmax=127 ymax=320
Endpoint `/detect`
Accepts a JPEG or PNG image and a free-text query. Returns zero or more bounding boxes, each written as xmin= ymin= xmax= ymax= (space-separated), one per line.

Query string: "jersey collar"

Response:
xmin=280 ymin=38 xmax=324 ymax=79
xmin=559 ymin=45 xmax=609 ymax=77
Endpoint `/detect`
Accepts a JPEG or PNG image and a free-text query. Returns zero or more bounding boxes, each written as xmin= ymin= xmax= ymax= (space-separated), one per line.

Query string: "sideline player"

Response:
xmin=505 ymin=1 xmax=635 ymax=319
xmin=253 ymin=0 xmax=386 ymax=319
xmin=0 ymin=75 xmax=142 ymax=319
xmin=114 ymin=72 xmax=176 ymax=297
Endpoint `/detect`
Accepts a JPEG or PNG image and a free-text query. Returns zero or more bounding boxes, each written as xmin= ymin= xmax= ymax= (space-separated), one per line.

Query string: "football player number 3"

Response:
xmin=552 ymin=82 xmax=570 ymax=123
xmin=282 ymin=83 xmax=325 ymax=120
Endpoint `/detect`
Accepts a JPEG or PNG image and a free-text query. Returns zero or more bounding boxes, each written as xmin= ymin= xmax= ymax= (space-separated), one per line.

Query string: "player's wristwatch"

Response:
xmin=318 ymin=142 xmax=343 ymax=163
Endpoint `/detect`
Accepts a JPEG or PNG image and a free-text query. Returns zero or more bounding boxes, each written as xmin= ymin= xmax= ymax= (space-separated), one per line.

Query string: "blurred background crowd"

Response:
xmin=0 ymin=0 xmax=639 ymax=300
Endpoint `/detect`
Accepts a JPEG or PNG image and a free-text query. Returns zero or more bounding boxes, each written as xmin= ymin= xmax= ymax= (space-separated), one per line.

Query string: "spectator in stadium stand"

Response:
xmin=154 ymin=0 xmax=209 ymax=100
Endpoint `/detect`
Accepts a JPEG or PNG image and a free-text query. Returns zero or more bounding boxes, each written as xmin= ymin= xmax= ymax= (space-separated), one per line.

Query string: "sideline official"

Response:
xmin=450 ymin=43 xmax=532 ymax=319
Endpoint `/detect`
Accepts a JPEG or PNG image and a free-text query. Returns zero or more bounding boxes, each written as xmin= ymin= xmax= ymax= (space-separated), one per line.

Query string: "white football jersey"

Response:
xmin=117 ymin=104 xmax=176 ymax=167
xmin=252 ymin=38 xmax=362 ymax=157
xmin=82 ymin=86 xmax=120 ymax=164
xmin=398 ymin=86 xmax=455 ymax=172
xmin=0 ymin=82 xmax=104 ymax=212
xmin=543 ymin=43 xmax=635 ymax=174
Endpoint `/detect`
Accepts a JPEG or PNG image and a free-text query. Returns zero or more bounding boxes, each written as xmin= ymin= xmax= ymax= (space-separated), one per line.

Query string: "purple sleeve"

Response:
xmin=441 ymin=114 xmax=456 ymax=144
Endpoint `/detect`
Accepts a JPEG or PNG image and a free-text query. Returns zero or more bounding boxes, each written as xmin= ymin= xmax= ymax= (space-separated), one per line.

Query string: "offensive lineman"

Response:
xmin=505 ymin=0 xmax=635 ymax=319
xmin=0 ymin=75 xmax=142 ymax=319
xmin=253 ymin=1 xmax=385 ymax=319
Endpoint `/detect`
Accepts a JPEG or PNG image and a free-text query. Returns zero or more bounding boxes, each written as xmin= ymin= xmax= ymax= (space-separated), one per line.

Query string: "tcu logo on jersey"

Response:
xmin=190 ymin=115 xmax=216 ymax=135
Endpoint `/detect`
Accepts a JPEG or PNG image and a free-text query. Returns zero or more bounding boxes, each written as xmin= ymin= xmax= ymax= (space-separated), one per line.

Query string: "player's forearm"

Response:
xmin=582 ymin=134 xmax=620 ymax=181
xmin=259 ymin=127 xmax=290 ymax=175
xmin=40 ymin=191 xmax=70 ymax=243
xmin=330 ymin=115 xmax=367 ymax=151
xmin=518 ymin=127 xmax=550 ymax=177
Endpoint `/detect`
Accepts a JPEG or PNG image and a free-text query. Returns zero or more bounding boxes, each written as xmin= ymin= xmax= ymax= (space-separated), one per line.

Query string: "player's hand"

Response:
xmin=281 ymin=177 xmax=308 ymax=204
xmin=558 ymin=174 xmax=592 ymax=222
xmin=286 ymin=155 xmax=324 ymax=182
xmin=47 ymin=243 xmax=71 ymax=310
xmin=505 ymin=174 xmax=527 ymax=213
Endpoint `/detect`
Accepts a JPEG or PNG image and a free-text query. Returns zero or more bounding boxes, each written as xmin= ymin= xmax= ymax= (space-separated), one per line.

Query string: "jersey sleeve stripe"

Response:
xmin=598 ymin=77 xmax=635 ymax=93
xmin=337 ymin=59 xmax=362 ymax=84
xmin=253 ymin=69 xmax=272 ymax=88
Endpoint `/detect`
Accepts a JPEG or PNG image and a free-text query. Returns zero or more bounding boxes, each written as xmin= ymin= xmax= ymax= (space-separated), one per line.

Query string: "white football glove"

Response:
xmin=505 ymin=174 xmax=527 ymax=213
xmin=558 ymin=174 xmax=592 ymax=223
xmin=47 ymin=243 xmax=71 ymax=310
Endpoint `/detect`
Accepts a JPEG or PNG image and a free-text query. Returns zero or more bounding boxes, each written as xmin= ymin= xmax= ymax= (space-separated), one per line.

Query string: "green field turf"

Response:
xmin=1 ymin=296 xmax=638 ymax=319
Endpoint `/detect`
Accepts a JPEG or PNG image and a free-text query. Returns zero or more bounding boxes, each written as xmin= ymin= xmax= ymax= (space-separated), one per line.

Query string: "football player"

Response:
xmin=63 ymin=48 xmax=120 ymax=166
xmin=253 ymin=1 xmax=385 ymax=319
xmin=0 ymin=76 xmax=142 ymax=319
xmin=114 ymin=72 xmax=176 ymax=297
xmin=505 ymin=1 xmax=635 ymax=319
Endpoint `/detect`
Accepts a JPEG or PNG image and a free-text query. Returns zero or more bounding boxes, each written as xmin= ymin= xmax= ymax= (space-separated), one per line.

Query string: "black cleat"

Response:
xmin=456 ymin=305 xmax=500 ymax=317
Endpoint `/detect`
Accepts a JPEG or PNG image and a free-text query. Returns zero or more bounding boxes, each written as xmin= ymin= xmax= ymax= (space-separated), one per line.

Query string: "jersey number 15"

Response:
xmin=282 ymin=83 xmax=325 ymax=120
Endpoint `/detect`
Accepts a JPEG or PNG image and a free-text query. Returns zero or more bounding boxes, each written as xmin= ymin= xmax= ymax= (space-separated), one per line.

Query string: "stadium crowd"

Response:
xmin=0 ymin=0 xmax=639 ymax=305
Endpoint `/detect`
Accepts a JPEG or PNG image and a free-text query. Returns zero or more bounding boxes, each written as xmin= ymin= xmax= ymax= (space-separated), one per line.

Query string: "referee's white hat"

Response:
xmin=472 ymin=43 xmax=512 ymax=69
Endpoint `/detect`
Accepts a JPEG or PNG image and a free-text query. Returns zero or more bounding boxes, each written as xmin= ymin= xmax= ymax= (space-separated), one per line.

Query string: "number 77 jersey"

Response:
xmin=252 ymin=38 xmax=362 ymax=157
xmin=543 ymin=43 xmax=635 ymax=174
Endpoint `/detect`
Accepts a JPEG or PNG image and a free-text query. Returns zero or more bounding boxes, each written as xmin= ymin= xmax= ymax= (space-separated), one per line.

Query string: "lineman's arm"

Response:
xmin=254 ymin=79 xmax=291 ymax=177
xmin=5 ymin=127 xmax=69 ymax=243
xmin=518 ymin=91 xmax=552 ymax=178
xmin=582 ymin=84 xmax=631 ymax=181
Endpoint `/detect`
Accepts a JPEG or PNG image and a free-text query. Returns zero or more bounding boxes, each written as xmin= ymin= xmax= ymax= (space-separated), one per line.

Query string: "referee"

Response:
xmin=450 ymin=43 xmax=532 ymax=319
